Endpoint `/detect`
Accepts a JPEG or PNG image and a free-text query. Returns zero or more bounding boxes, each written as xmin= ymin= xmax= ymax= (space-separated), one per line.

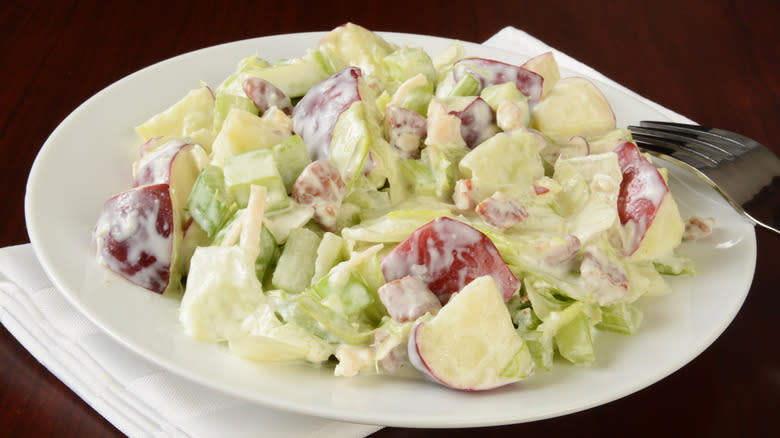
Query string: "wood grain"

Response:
xmin=2 ymin=1 xmax=777 ymax=436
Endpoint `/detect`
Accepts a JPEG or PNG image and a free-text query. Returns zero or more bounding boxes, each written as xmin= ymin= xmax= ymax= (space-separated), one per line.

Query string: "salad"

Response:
xmin=93 ymin=23 xmax=705 ymax=391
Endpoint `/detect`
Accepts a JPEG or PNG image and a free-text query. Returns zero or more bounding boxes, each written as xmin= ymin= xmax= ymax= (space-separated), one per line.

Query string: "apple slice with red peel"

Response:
xmin=242 ymin=77 xmax=293 ymax=115
xmin=408 ymin=275 xmax=534 ymax=391
xmin=614 ymin=141 xmax=683 ymax=257
xmin=94 ymin=184 xmax=182 ymax=295
xmin=381 ymin=216 xmax=520 ymax=303
xmin=452 ymin=58 xmax=544 ymax=104
xmin=446 ymin=97 xmax=499 ymax=149
xmin=133 ymin=138 xmax=208 ymax=212
xmin=292 ymin=67 xmax=366 ymax=160
xmin=521 ymin=52 xmax=560 ymax=99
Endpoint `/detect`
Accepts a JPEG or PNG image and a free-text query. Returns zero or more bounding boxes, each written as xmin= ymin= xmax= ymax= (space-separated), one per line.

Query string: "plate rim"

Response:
xmin=24 ymin=30 xmax=757 ymax=427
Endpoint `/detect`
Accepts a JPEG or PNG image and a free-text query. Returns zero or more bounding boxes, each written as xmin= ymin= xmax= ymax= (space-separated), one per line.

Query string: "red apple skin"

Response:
xmin=380 ymin=217 xmax=520 ymax=303
xmin=453 ymin=58 xmax=544 ymax=104
xmin=292 ymin=67 xmax=363 ymax=161
xmin=95 ymin=184 xmax=178 ymax=294
xmin=614 ymin=141 xmax=669 ymax=254
xmin=133 ymin=139 xmax=191 ymax=187
xmin=406 ymin=320 xmax=503 ymax=391
xmin=242 ymin=77 xmax=293 ymax=115
xmin=406 ymin=321 xmax=447 ymax=386
xmin=448 ymin=97 xmax=498 ymax=149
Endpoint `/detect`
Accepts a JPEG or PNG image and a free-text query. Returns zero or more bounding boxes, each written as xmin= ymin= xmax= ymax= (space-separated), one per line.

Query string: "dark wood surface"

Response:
xmin=2 ymin=1 xmax=778 ymax=436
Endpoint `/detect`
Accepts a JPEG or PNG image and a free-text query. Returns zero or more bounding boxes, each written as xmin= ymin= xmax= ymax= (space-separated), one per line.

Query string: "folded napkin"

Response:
xmin=2 ymin=27 xmax=692 ymax=438
xmin=0 ymin=244 xmax=383 ymax=438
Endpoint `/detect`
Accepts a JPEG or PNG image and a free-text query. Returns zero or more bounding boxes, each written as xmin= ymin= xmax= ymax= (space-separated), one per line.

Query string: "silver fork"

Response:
xmin=627 ymin=121 xmax=780 ymax=236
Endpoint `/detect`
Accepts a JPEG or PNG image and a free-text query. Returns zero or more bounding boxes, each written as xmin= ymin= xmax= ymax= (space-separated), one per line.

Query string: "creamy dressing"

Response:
xmin=95 ymin=184 xmax=174 ymax=293
xmin=133 ymin=138 xmax=189 ymax=186
xmin=98 ymin=28 xmax=693 ymax=384
xmin=292 ymin=67 xmax=363 ymax=161
xmin=453 ymin=58 xmax=544 ymax=104
xmin=450 ymin=97 xmax=497 ymax=149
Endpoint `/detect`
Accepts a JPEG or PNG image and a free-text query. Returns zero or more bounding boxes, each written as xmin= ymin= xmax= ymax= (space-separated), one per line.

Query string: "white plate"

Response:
xmin=25 ymin=32 xmax=756 ymax=427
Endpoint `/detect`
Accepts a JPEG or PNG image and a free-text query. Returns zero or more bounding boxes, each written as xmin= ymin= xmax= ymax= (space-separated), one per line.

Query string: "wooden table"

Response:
xmin=2 ymin=1 xmax=778 ymax=436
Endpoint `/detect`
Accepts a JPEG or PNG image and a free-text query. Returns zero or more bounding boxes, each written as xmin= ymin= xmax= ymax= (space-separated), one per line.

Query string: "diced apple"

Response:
xmin=242 ymin=77 xmax=293 ymax=115
xmin=445 ymin=97 xmax=499 ymax=149
xmin=531 ymin=77 xmax=616 ymax=144
xmin=521 ymin=52 xmax=560 ymax=99
xmin=292 ymin=67 xmax=368 ymax=161
xmin=449 ymin=58 xmax=544 ymax=104
xmin=133 ymin=138 xmax=208 ymax=213
xmin=135 ymin=86 xmax=215 ymax=150
xmin=381 ymin=217 xmax=520 ymax=303
xmin=613 ymin=142 xmax=683 ymax=258
xmin=210 ymin=108 xmax=292 ymax=165
xmin=407 ymin=275 xmax=534 ymax=390
xmin=94 ymin=184 xmax=181 ymax=295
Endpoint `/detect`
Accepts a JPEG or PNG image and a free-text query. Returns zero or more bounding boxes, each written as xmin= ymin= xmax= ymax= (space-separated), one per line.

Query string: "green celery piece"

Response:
xmin=209 ymin=209 xmax=279 ymax=282
xmin=313 ymin=232 xmax=347 ymax=283
xmin=272 ymin=135 xmax=311 ymax=193
xmin=262 ymin=203 xmax=315 ymax=245
xmin=597 ymin=302 xmax=644 ymax=335
xmin=448 ymin=73 xmax=481 ymax=97
xmin=480 ymin=82 xmax=527 ymax=110
xmin=187 ymin=164 xmax=237 ymax=237
xmin=222 ymin=148 xmax=289 ymax=211
xmin=254 ymin=225 xmax=279 ymax=282
xmin=214 ymin=93 xmax=258 ymax=134
xmin=310 ymin=246 xmax=387 ymax=324
xmin=271 ymin=227 xmax=322 ymax=293
xmin=555 ymin=310 xmax=596 ymax=365
xmin=392 ymin=75 xmax=434 ymax=116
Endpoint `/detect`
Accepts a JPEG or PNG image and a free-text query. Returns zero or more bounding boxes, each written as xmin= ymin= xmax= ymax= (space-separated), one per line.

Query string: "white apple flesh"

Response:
xmin=407 ymin=276 xmax=533 ymax=391
xmin=452 ymin=58 xmax=544 ymax=104
xmin=292 ymin=67 xmax=365 ymax=160
xmin=531 ymin=77 xmax=616 ymax=144
xmin=521 ymin=52 xmax=561 ymax=99
xmin=133 ymin=138 xmax=208 ymax=213
xmin=614 ymin=142 xmax=684 ymax=259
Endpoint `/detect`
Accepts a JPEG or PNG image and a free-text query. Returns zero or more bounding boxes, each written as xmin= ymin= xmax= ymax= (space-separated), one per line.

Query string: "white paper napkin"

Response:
xmin=0 ymin=243 xmax=383 ymax=438
xmin=2 ymin=27 xmax=694 ymax=438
